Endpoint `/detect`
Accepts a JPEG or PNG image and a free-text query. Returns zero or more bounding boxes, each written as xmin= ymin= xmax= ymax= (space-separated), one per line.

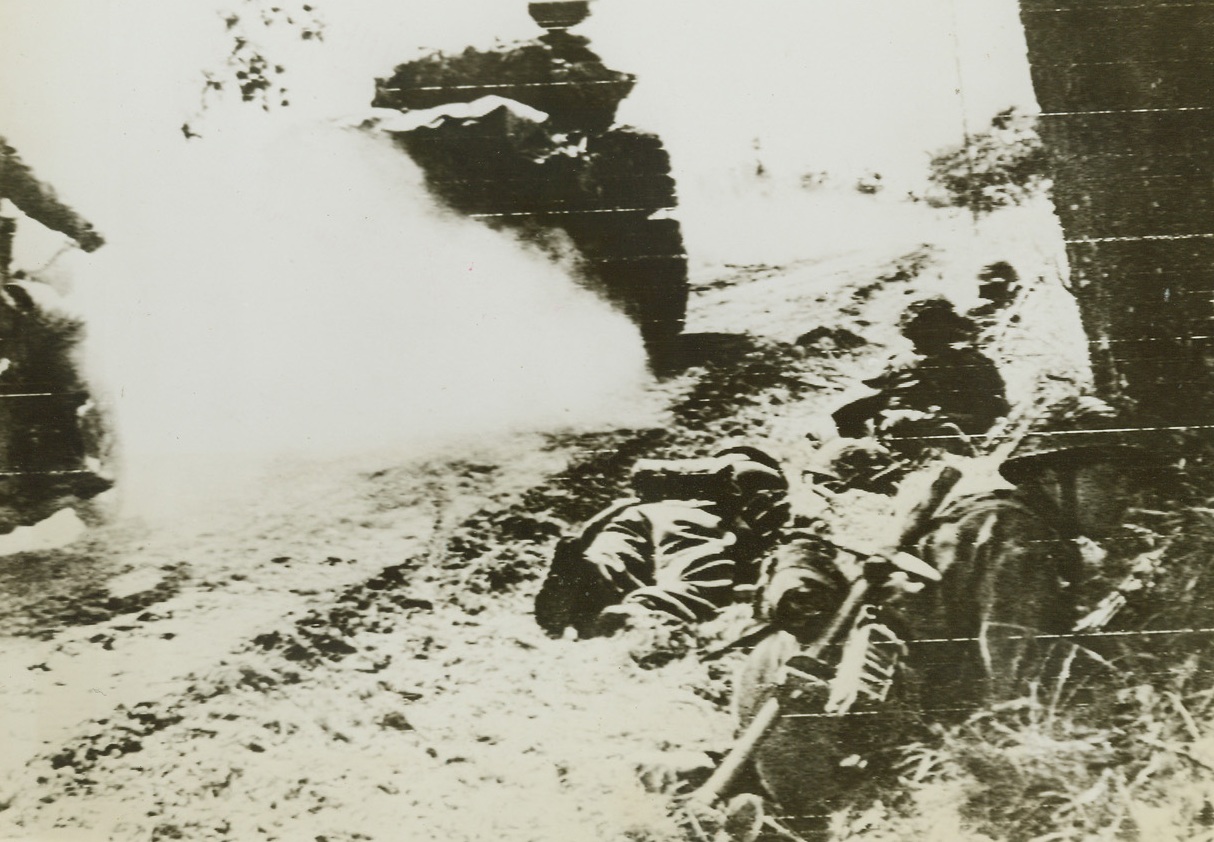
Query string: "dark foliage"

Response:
xmin=927 ymin=108 xmax=1049 ymax=216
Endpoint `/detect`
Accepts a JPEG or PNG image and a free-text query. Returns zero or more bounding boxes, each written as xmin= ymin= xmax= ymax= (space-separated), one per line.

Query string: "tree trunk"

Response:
xmin=1018 ymin=0 xmax=1214 ymax=425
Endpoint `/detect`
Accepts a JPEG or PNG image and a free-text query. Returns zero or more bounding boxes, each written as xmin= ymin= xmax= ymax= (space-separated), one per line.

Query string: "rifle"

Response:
xmin=684 ymin=465 xmax=959 ymax=807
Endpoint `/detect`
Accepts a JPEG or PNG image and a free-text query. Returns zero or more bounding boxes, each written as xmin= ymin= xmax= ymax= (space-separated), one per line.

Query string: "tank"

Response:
xmin=371 ymin=2 xmax=690 ymax=359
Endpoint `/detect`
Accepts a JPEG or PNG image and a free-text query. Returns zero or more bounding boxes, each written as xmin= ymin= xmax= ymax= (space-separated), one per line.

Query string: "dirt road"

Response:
xmin=0 ymin=199 xmax=1079 ymax=841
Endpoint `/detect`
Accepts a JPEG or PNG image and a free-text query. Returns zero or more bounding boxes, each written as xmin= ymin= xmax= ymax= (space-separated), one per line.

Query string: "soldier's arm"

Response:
xmin=581 ymin=507 xmax=658 ymax=597
xmin=1 ymin=140 xmax=104 ymax=252
xmin=971 ymin=512 xmax=1075 ymax=629
xmin=963 ymin=510 xmax=1078 ymax=696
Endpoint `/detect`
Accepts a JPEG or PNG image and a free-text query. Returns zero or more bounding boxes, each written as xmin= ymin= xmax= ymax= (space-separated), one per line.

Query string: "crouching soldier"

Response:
xmin=709 ymin=533 xmax=940 ymax=822
xmin=691 ymin=398 xmax=1170 ymax=825
xmin=832 ymin=297 xmax=1009 ymax=456
xmin=533 ymin=447 xmax=791 ymax=639
xmin=902 ymin=395 xmax=1172 ymax=706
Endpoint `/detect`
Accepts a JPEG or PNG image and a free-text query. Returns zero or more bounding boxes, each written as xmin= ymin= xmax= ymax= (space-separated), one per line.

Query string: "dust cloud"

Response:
xmin=69 ymin=121 xmax=650 ymax=516
xmin=3 ymin=0 xmax=1038 ymax=517
xmin=3 ymin=1 xmax=651 ymax=518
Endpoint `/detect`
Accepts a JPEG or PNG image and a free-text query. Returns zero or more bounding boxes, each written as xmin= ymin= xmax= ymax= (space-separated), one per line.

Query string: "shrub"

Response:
xmin=926 ymin=108 xmax=1049 ymax=216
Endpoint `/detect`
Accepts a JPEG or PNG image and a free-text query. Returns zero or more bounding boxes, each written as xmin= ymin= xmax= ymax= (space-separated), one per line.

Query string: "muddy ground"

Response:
xmin=0 ymin=197 xmax=1083 ymax=841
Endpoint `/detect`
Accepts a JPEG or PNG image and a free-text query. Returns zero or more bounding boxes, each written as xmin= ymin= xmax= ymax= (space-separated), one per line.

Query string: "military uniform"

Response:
xmin=718 ymin=398 xmax=1168 ymax=817
xmin=833 ymin=298 xmax=1009 ymax=448
xmin=0 ymin=138 xmax=109 ymax=530
xmin=534 ymin=449 xmax=789 ymax=637
xmin=730 ymin=536 xmax=927 ymax=816
xmin=1 ymin=137 xmax=104 ymax=254
xmin=895 ymin=396 xmax=1164 ymax=705
xmin=872 ymin=346 xmax=1010 ymax=435
xmin=901 ymin=486 xmax=1083 ymax=705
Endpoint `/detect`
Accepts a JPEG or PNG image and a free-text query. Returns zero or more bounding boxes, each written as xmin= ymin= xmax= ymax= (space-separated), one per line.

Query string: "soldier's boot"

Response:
xmin=534 ymin=536 xmax=593 ymax=636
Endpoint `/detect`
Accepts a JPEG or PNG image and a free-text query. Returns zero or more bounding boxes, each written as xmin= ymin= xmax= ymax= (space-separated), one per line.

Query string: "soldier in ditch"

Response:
xmin=719 ymin=396 xmax=1171 ymax=819
xmin=533 ymin=447 xmax=791 ymax=639
xmin=832 ymin=297 xmax=1009 ymax=454
xmin=969 ymin=261 xmax=1022 ymax=329
xmin=900 ymin=394 xmax=1172 ymax=704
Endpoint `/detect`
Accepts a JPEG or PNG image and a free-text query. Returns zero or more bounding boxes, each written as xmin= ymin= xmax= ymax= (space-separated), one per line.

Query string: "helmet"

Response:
xmin=714 ymin=445 xmax=789 ymax=495
xmin=713 ymin=446 xmax=790 ymax=554
xmin=714 ymin=445 xmax=783 ymax=473
xmin=806 ymin=438 xmax=902 ymax=495
xmin=528 ymin=1 xmax=591 ymax=30
xmin=978 ymin=261 xmax=1019 ymax=296
xmin=899 ymin=296 xmax=976 ymax=344
xmin=999 ymin=396 xmax=1164 ymax=484
xmin=629 ymin=446 xmax=786 ymax=505
xmin=979 ymin=261 xmax=1018 ymax=284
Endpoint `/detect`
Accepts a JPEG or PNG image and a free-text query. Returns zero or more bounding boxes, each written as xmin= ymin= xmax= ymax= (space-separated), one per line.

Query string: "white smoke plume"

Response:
xmin=3 ymin=0 xmax=651 ymax=517
xmin=2 ymin=0 xmax=1041 ymax=516
xmin=72 ymin=122 xmax=648 ymax=511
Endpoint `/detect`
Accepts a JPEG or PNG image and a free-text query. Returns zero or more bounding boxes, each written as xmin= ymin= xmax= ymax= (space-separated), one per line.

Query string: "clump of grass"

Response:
xmin=828 ymin=489 xmax=1214 ymax=841
xmin=834 ymin=676 xmax=1214 ymax=841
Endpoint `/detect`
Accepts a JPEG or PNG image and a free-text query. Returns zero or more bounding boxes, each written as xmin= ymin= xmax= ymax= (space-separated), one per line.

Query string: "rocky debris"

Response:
xmin=0 ymin=545 xmax=188 ymax=637
xmin=46 ymin=702 xmax=184 ymax=778
xmin=105 ymin=567 xmax=170 ymax=600
xmin=244 ymin=558 xmax=436 ymax=670
xmin=843 ymin=245 xmax=937 ymax=310
xmin=670 ymin=336 xmax=824 ymax=429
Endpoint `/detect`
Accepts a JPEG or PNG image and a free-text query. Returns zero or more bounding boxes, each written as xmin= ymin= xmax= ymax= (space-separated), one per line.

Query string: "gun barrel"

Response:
xmin=684 ymin=578 xmax=870 ymax=806
xmin=684 ymin=696 xmax=782 ymax=806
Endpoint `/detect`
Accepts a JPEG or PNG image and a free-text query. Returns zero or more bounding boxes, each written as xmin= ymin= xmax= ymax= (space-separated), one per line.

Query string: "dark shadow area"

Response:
xmin=0 ymin=542 xmax=186 ymax=638
xmin=648 ymin=331 xmax=767 ymax=376
xmin=371 ymin=2 xmax=689 ymax=353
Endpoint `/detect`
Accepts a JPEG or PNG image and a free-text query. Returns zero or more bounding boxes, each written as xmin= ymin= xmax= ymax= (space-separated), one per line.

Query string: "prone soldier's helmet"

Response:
xmin=715 ymin=445 xmax=786 ymax=488
xmin=715 ymin=445 xmax=790 ymax=532
xmin=628 ymin=445 xmax=790 ymax=546
xmin=999 ymin=395 xmax=1165 ymax=484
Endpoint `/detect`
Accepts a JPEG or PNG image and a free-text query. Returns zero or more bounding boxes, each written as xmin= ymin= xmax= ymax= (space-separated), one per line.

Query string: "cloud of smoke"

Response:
xmin=3 ymin=1 xmax=651 ymax=517
xmin=2 ymin=0 xmax=1041 ymax=516
xmin=63 ymin=120 xmax=649 ymax=515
